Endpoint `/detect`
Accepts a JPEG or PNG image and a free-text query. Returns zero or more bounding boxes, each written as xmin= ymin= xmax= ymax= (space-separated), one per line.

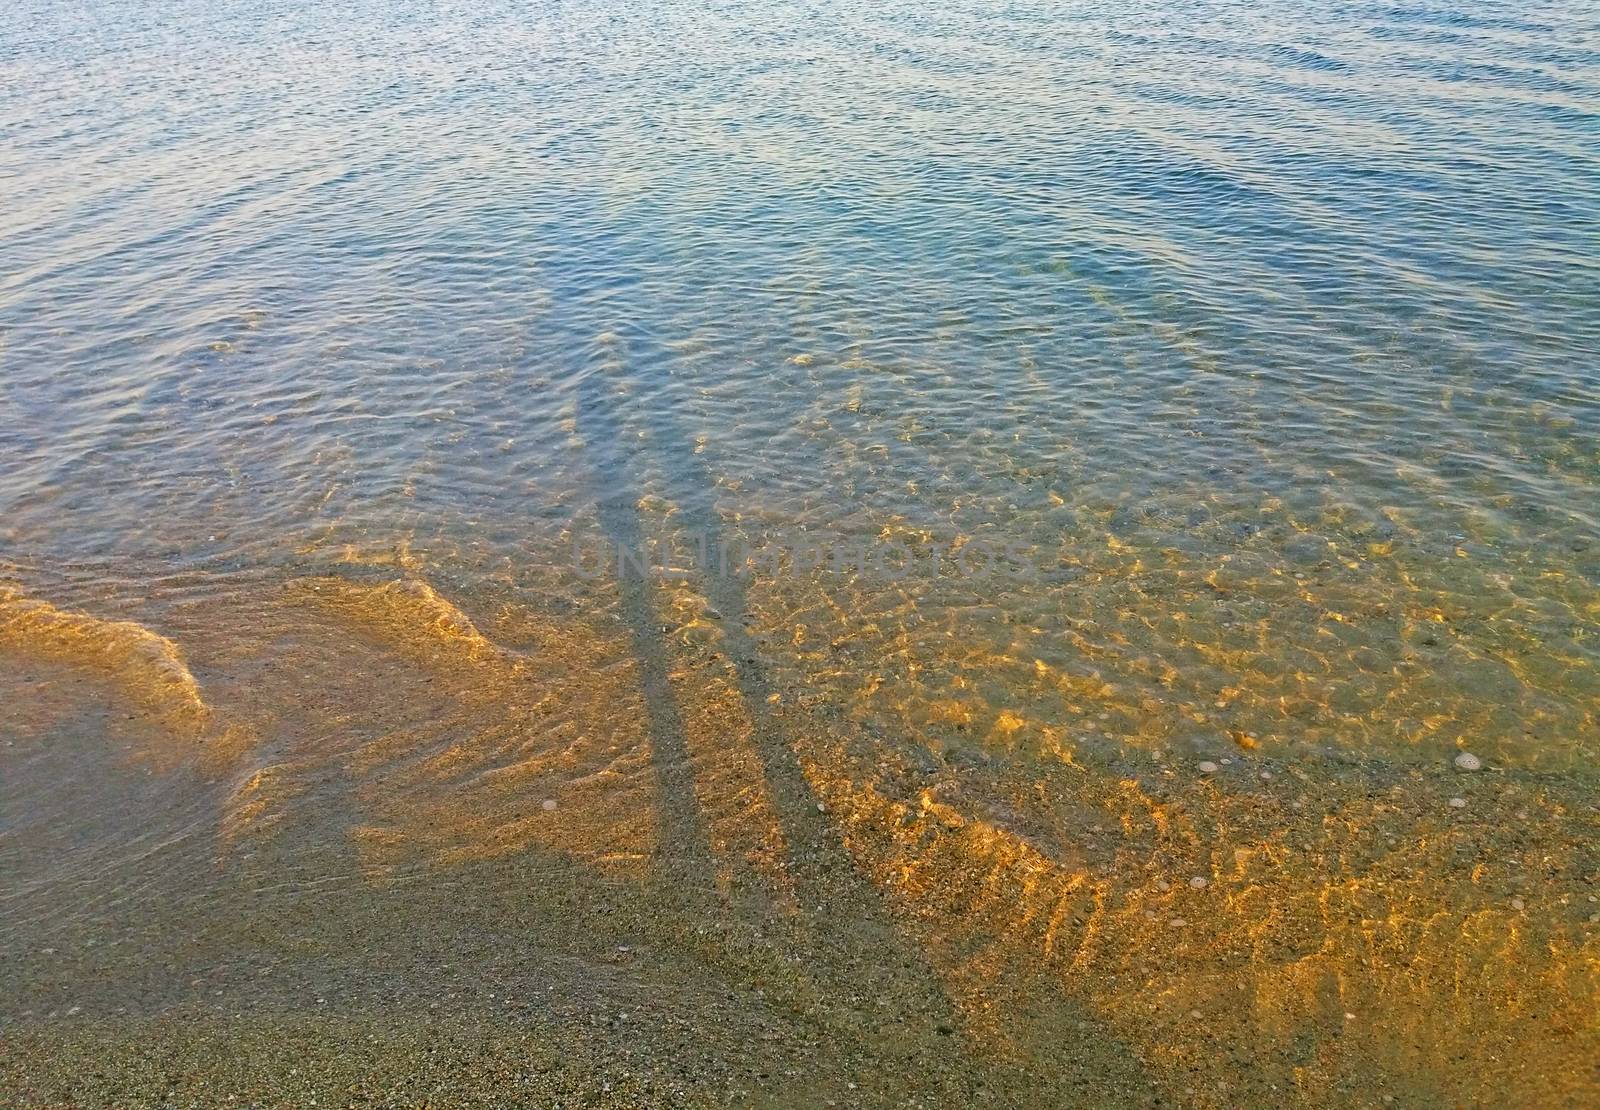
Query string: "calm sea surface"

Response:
xmin=2 ymin=0 xmax=1598 ymax=1104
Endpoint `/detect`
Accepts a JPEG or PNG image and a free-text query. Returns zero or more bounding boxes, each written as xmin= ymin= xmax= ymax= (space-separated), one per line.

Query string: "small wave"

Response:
xmin=290 ymin=575 xmax=512 ymax=673
xmin=1264 ymin=43 xmax=1351 ymax=73
xmin=0 ymin=585 xmax=209 ymax=730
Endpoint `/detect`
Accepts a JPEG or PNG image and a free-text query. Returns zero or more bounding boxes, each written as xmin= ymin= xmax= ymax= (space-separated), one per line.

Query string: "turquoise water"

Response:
xmin=2 ymin=1 xmax=1599 ymax=1104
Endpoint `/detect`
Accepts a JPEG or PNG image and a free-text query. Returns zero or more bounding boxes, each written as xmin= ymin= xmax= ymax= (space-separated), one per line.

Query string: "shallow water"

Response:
xmin=2 ymin=0 xmax=1598 ymax=1105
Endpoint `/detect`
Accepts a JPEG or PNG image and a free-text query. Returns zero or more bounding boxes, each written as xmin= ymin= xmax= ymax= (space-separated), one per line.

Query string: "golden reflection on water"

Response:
xmin=3 ymin=549 xmax=1596 ymax=1105
xmin=741 ymin=491 xmax=1599 ymax=774
xmin=0 ymin=586 xmax=211 ymax=737
xmin=286 ymin=574 xmax=660 ymax=877
xmin=799 ymin=733 xmax=1599 ymax=1104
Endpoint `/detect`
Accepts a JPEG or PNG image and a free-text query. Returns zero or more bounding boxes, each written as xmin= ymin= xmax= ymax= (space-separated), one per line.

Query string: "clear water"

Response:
xmin=2 ymin=0 xmax=1598 ymax=1104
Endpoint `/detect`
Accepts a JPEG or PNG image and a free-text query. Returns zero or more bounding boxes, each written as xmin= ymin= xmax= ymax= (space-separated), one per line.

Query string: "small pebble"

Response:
xmin=1197 ymin=761 xmax=1219 ymax=774
xmin=542 ymin=799 xmax=558 ymax=812
xmin=1189 ymin=876 xmax=1208 ymax=890
xmin=1511 ymin=897 xmax=1525 ymax=910
xmin=1448 ymin=797 xmax=1467 ymax=809
xmin=1454 ymin=752 xmax=1482 ymax=772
